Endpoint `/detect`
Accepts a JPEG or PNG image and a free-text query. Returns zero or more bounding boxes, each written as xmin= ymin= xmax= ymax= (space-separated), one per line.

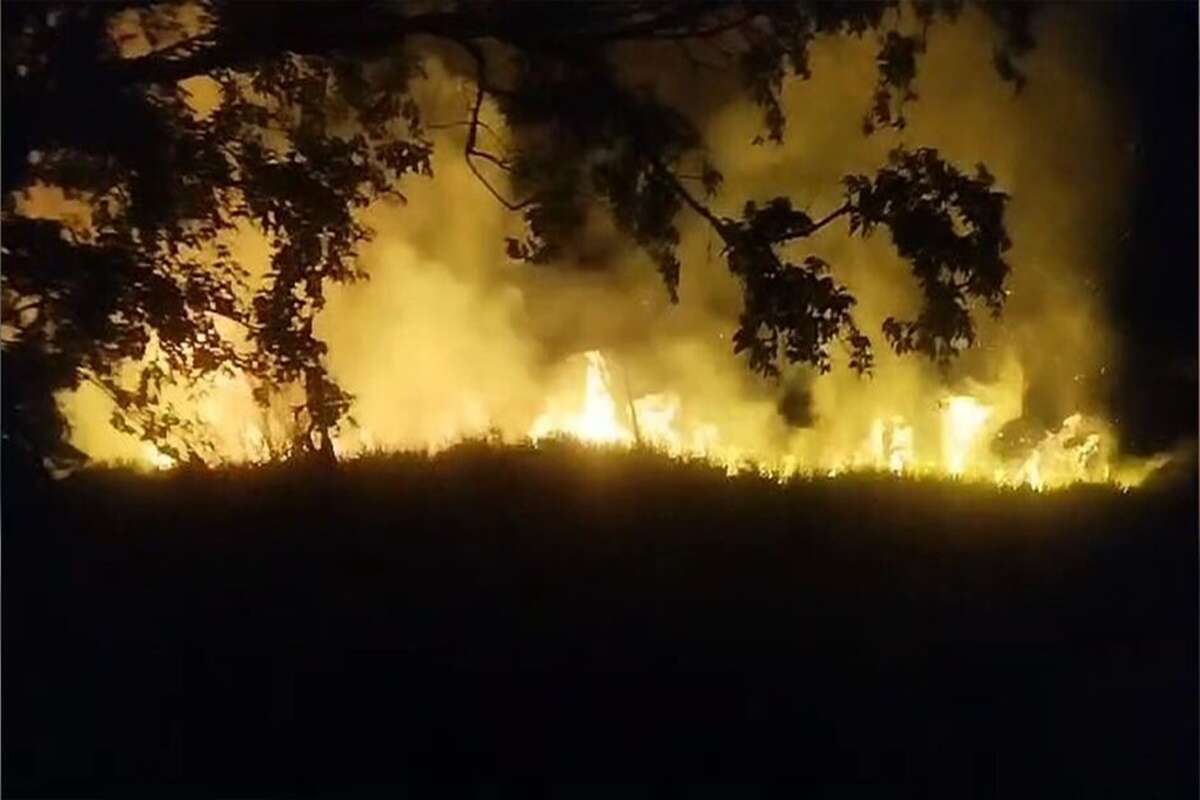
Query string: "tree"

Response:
xmin=1 ymin=0 xmax=1035 ymax=471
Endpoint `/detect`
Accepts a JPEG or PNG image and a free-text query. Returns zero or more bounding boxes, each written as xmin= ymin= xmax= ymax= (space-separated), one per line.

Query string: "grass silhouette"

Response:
xmin=4 ymin=440 xmax=1195 ymax=793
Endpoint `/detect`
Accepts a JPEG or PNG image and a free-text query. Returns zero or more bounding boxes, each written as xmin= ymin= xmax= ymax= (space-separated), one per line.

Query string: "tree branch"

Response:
xmin=650 ymin=159 xmax=732 ymax=240
xmin=98 ymin=3 xmax=762 ymax=91
xmin=426 ymin=118 xmax=507 ymax=147
xmin=585 ymin=5 xmax=757 ymax=42
xmin=458 ymin=40 xmax=539 ymax=212
xmin=778 ymin=202 xmax=852 ymax=243
xmin=106 ymin=9 xmax=489 ymax=87
xmin=809 ymin=203 xmax=852 ymax=234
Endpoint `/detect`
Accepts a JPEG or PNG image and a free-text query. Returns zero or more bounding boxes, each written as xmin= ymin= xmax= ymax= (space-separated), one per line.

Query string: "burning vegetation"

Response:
xmin=110 ymin=348 xmax=1163 ymax=492
xmin=2 ymin=4 xmax=1195 ymax=794
xmin=2 ymin=3 xmax=1183 ymax=489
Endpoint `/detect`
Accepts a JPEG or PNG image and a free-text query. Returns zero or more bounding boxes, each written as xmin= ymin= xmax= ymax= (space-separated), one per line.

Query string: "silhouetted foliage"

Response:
xmin=1 ymin=0 xmax=1036 ymax=469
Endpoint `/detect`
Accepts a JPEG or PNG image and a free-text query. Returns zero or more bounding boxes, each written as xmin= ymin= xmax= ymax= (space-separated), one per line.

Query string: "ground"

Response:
xmin=3 ymin=441 xmax=1196 ymax=794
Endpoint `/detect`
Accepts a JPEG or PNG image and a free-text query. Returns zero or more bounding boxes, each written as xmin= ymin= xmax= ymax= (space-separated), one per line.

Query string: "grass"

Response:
xmin=4 ymin=439 xmax=1196 ymax=793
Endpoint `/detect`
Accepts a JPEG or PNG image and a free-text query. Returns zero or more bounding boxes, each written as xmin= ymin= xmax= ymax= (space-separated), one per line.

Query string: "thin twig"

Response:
xmin=650 ymin=158 xmax=731 ymax=239
xmin=426 ymin=117 xmax=507 ymax=147
xmin=458 ymin=40 xmax=540 ymax=211
xmin=777 ymin=202 xmax=852 ymax=243
xmin=588 ymin=7 xmax=758 ymax=42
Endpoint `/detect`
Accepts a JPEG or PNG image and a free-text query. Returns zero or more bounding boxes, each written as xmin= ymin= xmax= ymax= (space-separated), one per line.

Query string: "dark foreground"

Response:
xmin=4 ymin=443 xmax=1197 ymax=795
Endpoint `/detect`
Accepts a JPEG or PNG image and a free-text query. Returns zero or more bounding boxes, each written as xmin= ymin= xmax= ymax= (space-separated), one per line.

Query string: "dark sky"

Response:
xmin=1104 ymin=1 xmax=1198 ymax=453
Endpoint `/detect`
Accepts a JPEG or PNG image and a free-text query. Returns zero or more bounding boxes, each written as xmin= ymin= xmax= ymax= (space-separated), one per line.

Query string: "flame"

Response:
xmin=141 ymin=443 xmax=176 ymax=471
xmin=942 ymin=395 xmax=993 ymax=476
xmin=529 ymin=352 xmax=634 ymax=446
xmin=632 ymin=393 xmax=681 ymax=449
xmin=45 ymin=12 xmax=1173 ymax=492
xmin=867 ymin=416 xmax=915 ymax=474
xmin=1020 ymin=450 xmax=1043 ymax=492
xmin=528 ymin=352 xmax=748 ymax=473
xmin=87 ymin=348 xmax=1163 ymax=491
xmin=74 ymin=347 xmax=1162 ymax=492
xmin=518 ymin=351 xmax=1153 ymax=491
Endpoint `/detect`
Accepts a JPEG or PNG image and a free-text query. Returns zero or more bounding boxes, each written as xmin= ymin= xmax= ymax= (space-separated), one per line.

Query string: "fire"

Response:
xmin=867 ymin=417 xmax=915 ymax=474
xmin=631 ymin=393 xmax=682 ymax=449
xmin=520 ymin=351 xmax=1154 ymax=491
xmin=942 ymin=395 xmax=993 ymax=476
xmin=529 ymin=351 xmax=634 ymax=446
xmin=1011 ymin=414 xmax=1106 ymax=491
xmin=27 ymin=12 xmax=1176 ymax=497
xmin=528 ymin=352 xmax=741 ymax=471
xmin=95 ymin=348 xmax=1163 ymax=492
xmin=576 ymin=351 xmax=631 ymax=445
xmin=141 ymin=443 xmax=176 ymax=471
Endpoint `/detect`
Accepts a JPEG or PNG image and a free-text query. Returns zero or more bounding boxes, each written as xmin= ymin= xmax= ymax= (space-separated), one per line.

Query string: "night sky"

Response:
xmin=1104 ymin=2 xmax=1198 ymax=453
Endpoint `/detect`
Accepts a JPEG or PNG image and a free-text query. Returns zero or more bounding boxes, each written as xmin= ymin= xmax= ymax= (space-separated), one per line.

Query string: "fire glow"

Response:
xmin=520 ymin=351 xmax=1152 ymax=490
xmin=45 ymin=9 xmax=1174 ymax=492
xmin=123 ymin=349 xmax=1162 ymax=492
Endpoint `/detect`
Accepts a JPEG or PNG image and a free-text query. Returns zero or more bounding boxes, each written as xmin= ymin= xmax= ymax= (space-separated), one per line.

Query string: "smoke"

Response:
xmin=59 ymin=6 xmax=1158 ymax=484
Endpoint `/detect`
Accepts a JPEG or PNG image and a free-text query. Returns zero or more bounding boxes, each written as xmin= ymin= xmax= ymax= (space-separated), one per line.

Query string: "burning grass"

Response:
xmin=72 ymin=351 xmax=1173 ymax=492
xmin=17 ymin=435 xmax=1194 ymax=574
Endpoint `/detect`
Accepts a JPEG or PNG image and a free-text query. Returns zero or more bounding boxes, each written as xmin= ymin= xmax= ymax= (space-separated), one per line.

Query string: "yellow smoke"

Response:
xmin=53 ymin=6 xmax=1168 ymax=488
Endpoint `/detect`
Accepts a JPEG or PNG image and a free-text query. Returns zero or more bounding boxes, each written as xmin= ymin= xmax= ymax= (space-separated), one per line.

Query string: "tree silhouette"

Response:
xmin=1 ymin=0 xmax=1034 ymax=470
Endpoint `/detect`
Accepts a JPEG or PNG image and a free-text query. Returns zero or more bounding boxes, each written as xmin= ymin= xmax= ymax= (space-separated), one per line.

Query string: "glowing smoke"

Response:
xmin=55 ymin=6 xmax=1169 ymax=488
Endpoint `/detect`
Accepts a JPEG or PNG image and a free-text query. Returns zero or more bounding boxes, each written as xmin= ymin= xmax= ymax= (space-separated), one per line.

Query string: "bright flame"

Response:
xmin=530 ymin=351 xmax=634 ymax=446
xmin=1020 ymin=450 xmax=1044 ymax=492
xmin=528 ymin=352 xmax=745 ymax=473
xmin=578 ymin=352 xmax=630 ymax=444
xmin=523 ymin=353 xmax=1153 ymax=491
xmin=942 ymin=395 xmax=993 ymax=476
xmin=89 ymin=348 xmax=1163 ymax=492
xmin=141 ymin=443 xmax=176 ymax=471
xmin=868 ymin=416 xmax=915 ymax=474
xmin=47 ymin=17 xmax=1175 ymax=494
xmin=632 ymin=392 xmax=682 ymax=450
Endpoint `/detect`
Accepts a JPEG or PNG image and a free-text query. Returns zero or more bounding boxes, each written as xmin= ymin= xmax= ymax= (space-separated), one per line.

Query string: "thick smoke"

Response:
xmin=61 ymin=6 xmax=1158 ymax=483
